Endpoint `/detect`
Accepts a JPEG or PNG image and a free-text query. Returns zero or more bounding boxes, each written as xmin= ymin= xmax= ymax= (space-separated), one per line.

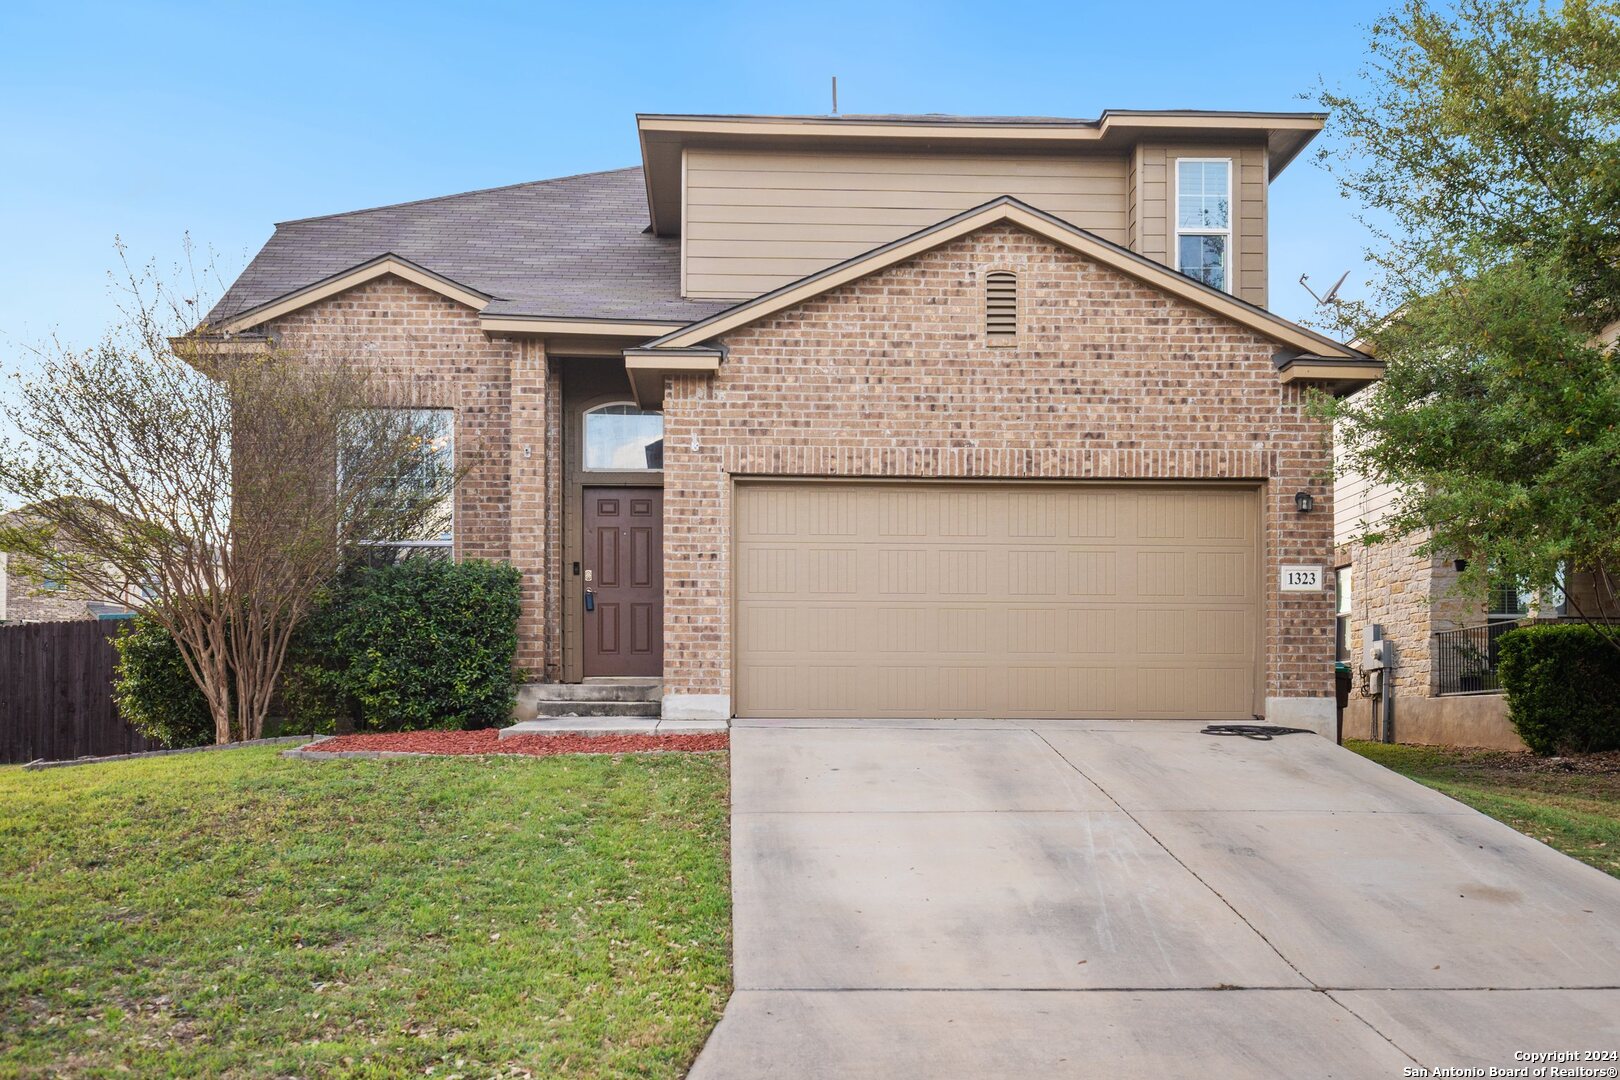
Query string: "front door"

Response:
xmin=583 ymin=487 xmax=663 ymax=677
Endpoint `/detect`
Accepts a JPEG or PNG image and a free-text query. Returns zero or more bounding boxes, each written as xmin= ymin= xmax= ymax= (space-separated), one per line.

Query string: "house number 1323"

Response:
xmin=1280 ymin=565 xmax=1323 ymax=591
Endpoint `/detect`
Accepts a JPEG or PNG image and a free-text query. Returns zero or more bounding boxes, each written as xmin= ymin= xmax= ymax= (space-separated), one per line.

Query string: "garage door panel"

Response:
xmin=735 ymin=483 xmax=1261 ymax=719
xmin=1196 ymin=550 xmax=1255 ymax=598
xmin=1068 ymin=492 xmax=1120 ymax=538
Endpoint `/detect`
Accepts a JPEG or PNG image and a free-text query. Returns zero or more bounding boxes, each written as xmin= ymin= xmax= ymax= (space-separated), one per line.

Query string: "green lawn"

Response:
xmin=1347 ymin=740 xmax=1620 ymax=879
xmin=0 ymin=745 xmax=731 ymax=1079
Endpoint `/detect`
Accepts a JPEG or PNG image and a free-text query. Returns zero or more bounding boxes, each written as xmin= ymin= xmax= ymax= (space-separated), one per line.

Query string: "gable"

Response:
xmin=217 ymin=255 xmax=490 ymax=334
xmin=645 ymin=197 xmax=1369 ymax=363
xmin=718 ymin=221 xmax=1289 ymax=370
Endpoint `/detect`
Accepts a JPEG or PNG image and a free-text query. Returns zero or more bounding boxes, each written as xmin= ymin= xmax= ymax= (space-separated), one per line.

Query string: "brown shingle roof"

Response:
xmin=207 ymin=166 xmax=731 ymax=326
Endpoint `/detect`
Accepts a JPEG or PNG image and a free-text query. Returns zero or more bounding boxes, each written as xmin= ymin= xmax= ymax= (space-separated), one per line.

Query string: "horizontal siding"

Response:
xmin=684 ymin=148 xmax=1128 ymax=299
xmin=1334 ymin=409 xmax=1401 ymax=546
xmin=1131 ymin=143 xmax=1268 ymax=308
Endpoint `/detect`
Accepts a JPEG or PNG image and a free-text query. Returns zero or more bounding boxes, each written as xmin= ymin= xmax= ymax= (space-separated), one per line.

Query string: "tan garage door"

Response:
xmin=734 ymin=482 xmax=1261 ymax=719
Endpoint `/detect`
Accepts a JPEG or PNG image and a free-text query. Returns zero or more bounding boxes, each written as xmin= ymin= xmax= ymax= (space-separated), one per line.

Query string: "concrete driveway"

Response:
xmin=688 ymin=719 xmax=1620 ymax=1079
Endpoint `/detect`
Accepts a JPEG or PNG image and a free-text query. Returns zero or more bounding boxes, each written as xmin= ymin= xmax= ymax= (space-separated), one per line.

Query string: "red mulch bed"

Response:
xmin=305 ymin=728 xmax=728 ymax=757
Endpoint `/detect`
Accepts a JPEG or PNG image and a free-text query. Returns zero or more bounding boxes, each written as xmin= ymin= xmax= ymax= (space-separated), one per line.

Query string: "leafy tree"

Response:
xmin=0 ymin=250 xmax=474 ymax=742
xmin=1318 ymin=0 xmax=1620 ymax=644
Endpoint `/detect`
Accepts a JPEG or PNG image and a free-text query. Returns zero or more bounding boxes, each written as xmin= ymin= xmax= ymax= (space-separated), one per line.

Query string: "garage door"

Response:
xmin=734 ymin=482 xmax=1261 ymax=719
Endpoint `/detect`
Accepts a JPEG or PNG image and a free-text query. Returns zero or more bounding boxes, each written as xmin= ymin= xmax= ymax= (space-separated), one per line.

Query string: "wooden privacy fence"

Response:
xmin=0 ymin=619 xmax=160 ymax=764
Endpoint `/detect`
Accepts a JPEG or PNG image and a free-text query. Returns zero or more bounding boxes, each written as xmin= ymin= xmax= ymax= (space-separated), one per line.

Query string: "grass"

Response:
xmin=0 ymin=745 xmax=732 ymax=1079
xmin=1347 ymin=740 xmax=1620 ymax=879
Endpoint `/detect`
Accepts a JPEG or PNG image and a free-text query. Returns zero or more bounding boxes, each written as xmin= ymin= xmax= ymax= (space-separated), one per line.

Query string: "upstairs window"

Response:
xmin=985 ymin=271 xmax=1017 ymax=344
xmin=584 ymin=403 xmax=664 ymax=471
xmin=1175 ymin=159 xmax=1232 ymax=292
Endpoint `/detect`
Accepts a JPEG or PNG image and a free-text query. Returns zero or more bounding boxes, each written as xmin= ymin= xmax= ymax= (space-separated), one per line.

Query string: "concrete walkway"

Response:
xmin=688 ymin=719 xmax=1620 ymax=1079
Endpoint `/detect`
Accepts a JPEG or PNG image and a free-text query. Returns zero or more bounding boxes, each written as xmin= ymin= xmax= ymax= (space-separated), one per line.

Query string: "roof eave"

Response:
xmin=1273 ymin=353 xmax=1386 ymax=396
xmin=214 ymin=254 xmax=492 ymax=334
xmin=642 ymin=196 xmax=1363 ymax=361
xmin=636 ymin=110 xmax=1326 ymax=229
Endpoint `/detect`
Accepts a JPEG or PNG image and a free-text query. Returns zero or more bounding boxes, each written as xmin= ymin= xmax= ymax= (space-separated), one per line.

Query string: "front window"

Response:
xmin=1488 ymin=579 xmax=1529 ymax=621
xmin=584 ymin=403 xmax=663 ymax=471
xmin=340 ymin=407 xmax=455 ymax=563
xmin=1335 ymin=567 xmax=1353 ymax=661
xmin=1176 ymin=159 xmax=1232 ymax=292
xmin=1489 ymin=564 xmax=1569 ymax=620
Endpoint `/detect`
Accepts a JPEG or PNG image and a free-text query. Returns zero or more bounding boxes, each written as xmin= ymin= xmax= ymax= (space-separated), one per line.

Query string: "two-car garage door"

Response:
xmin=734 ymin=482 xmax=1261 ymax=719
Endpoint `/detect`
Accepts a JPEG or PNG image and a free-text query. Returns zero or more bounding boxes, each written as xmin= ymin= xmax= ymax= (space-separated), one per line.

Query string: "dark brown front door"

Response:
xmin=583 ymin=487 xmax=663 ymax=677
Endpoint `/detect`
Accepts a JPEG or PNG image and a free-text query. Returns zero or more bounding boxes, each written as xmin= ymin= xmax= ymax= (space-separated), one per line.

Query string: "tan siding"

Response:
xmin=1333 ymin=468 xmax=1400 ymax=547
xmin=683 ymin=148 xmax=1128 ymax=299
xmin=1131 ymin=142 xmax=1268 ymax=308
xmin=1125 ymin=144 xmax=1141 ymax=251
xmin=1333 ymin=397 xmax=1401 ymax=546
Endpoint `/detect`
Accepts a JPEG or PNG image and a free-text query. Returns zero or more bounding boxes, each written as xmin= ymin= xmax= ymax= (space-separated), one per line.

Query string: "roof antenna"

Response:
xmin=831 ymin=75 xmax=838 ymax=115
xmin=1300 ymin=270 xmax=1349 ymax=305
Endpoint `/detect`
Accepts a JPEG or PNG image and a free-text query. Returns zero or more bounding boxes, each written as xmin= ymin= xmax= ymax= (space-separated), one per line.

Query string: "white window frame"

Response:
xmin=1174 ymin=157 xmax=1233 ymax=293
xmin=582 ymin=401 xmax=664 ymax=473
xmin=344 ymin=406 xmax=456 ymax=560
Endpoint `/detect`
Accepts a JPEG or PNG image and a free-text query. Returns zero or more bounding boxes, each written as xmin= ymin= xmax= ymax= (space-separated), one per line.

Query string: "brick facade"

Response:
xmin=256 ymin=238 xmax=1343 ymax=718
xmin=661 ymin=223 xmax=1337 ymax=713
xmin=1 ymin=551 xmax=99 ymax=622
xmin=267 ymin=274 xmax=560 ymax=677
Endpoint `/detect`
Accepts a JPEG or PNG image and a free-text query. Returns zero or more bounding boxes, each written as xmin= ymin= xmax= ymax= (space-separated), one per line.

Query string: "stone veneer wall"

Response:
xmin=659 ymin=222 xmax=1337 ymax=717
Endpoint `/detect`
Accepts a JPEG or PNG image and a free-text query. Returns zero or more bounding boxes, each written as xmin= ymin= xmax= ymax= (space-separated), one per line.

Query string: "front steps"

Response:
xmin=517 ymin=677 xmax=660 ymax=718
xmin=500 ymin=678 xmax=728 ymax=738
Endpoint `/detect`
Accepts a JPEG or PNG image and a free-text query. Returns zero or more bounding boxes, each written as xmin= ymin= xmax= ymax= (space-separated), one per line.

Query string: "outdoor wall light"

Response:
xmin=1294 ymin=490 xmax=1315 ymax=513
xmin=1454 ymin=558 xmax=1469 ymax=573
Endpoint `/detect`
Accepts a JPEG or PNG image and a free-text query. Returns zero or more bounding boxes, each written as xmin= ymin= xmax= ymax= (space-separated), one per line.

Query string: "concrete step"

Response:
xmin=519 ymin=680 xmax=661 ymax=705
xmin=526 ymin=699 xmax=661 ymax=719
xmin=499 ymin=717 xmax=728 ymax=739
xmin=500 ymin=718 xmax=662 ymax=737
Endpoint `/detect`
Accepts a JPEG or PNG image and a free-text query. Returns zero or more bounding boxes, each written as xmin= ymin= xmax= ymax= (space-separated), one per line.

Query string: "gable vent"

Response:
xmin=986 ymin=271 xmax=1017 ymax=341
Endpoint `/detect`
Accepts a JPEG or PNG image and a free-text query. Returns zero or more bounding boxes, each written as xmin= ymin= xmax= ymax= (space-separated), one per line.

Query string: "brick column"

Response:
xmin=508 ymin=337 xmax=551 ymax=679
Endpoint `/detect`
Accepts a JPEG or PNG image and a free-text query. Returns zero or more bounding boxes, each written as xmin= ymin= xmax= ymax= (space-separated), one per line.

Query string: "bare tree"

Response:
xmin=0 ymin=251 xmax=473 ymax=743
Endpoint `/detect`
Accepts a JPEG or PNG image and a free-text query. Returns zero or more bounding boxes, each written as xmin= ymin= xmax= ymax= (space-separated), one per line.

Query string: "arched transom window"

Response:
xmin=583 ymin=402 xmax=664 ymax=471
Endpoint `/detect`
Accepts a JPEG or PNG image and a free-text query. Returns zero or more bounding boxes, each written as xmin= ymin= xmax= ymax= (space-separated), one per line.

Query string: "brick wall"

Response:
xmin=661 ymin=223 xmax=1337 ymax=706
xmin=2 ymin=552 xmax=96 ymax=622
xmin=268 ymin=275 xmax=556 ymax=676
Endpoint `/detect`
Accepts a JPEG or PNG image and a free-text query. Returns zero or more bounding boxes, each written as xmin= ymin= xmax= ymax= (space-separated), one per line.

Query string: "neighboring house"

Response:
xmin=0 ymin=505 xmax=135 ymax=623
xmin=206 ymin=110 xmax=1380 ymax=728
xmin=1334 ymin=318 xmax=1620 ymax=749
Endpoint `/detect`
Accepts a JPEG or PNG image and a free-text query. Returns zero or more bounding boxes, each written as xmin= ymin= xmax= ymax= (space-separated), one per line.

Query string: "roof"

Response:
xmin=645 ymin=196 xmax=1373 ymax=368
xmin=211 ymin=109 xmax=1330 ymax=335
xmin=641 ymin=109 xmax=1328 ymax=126
xmin=206 ymin=166 xmax=731 ymax=328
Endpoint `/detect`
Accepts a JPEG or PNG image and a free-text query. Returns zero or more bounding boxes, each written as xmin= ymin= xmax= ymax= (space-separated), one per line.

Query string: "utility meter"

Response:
xmin=1363 ymin=637 xmax=1387 ymax=672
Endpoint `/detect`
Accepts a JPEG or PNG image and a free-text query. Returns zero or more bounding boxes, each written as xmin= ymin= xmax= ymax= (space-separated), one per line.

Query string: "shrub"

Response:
xmin=1496 ymin=623 xmax=1620 ymax=755
xmin=113 ymin=615 xmax=215 ymax=748
xmin=285 ymin=558 xmax=521 ymax=732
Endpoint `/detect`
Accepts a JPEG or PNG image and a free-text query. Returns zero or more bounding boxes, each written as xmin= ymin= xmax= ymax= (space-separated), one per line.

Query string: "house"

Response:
xmin=1334 ymin=321 xmax=1620 ymax=750
xmin=0 ymin=504 xmax=135 ymax=623
xmin=206 ymin=110 xmax=1380 ymax=728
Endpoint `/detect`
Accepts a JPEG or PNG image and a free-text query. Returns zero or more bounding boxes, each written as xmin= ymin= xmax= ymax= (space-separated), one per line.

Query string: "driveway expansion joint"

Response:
xmin=1030 ymin=727 xmax=1321 ymax=991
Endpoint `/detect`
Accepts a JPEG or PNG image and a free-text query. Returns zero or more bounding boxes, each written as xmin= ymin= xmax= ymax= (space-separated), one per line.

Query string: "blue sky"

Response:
xmin=0 ymin=0 xmax=1388 ymax=355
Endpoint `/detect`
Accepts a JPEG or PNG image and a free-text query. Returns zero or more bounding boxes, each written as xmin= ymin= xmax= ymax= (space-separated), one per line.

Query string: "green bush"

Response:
xmin=285 ymin=558 xmax=521 ymax=732
xmin=113 ymin=615 xmax=215 ymax=748
xmin=1497 ymin=623 xmax=1620 ymax=755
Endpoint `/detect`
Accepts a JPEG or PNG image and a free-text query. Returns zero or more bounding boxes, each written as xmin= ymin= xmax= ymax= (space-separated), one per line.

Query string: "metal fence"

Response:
xmin=1433 ymin=619 xmax=1524 ymax=696
xmin=0 ymin=619 xmax=160 ymax=764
